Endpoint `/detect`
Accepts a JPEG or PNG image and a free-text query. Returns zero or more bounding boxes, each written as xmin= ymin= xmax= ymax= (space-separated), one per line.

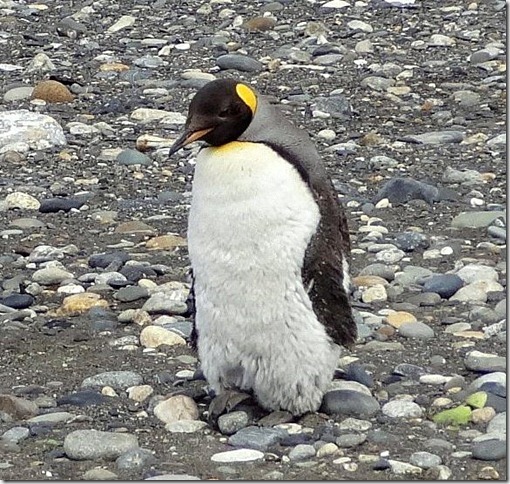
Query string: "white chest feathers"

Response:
xmin=188 ymin=141 xmax=339 ymax=415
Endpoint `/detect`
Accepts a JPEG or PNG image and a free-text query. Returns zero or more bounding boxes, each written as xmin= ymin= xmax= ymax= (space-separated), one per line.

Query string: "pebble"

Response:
xmin=1 ymin=426 xmax=30 ymax=444
xmin=0 ymin=394 xmax=38 ymax=419
xmin=361 ymin=284 xmax=387 ymax=303
xmin=142 ymin=292 xmax=188 ymax=315
xmin=0 ymin=110 xmax=66 ymax=152
xmin=57 ymin=293 xmax=109 ymax=316
xmin=210 ymin=449 xmax=264 ymax=463
xmin=145 ymin=475 xmax=200 ymax=481
xmin=140 ymin=325 xmax=186 ymax=348
xmin=217 ymin=411 xmax=249 ymax=436
xmin=0 ymin=294 xmax=34 ymax=310
xmin=487 ymin=412 xmax=506 ymax=434
xmin=165 ymin=420 xmax=208 ymax=433
xmin=288 ymin=444 xmax=316 ymax=461
xmin=403 ymin=131 xmax=464 ymax=145
xmin=32 ymin=266 xmax=74 ymax=285
xmin=153 ymin=395 xmax=199 ymax=424
xmin=388 ymin=459 xmax=422 ymax=475
xmin=335 ymin=433 xmax=367 ymax=448
xmin=81 ymin=371 xmax=143 ymax=390
xmin=4 ymin=192 xmax=40 ymax=210
xmin=409 ymin=451 xmax=442 ymax=469
xmin=398 ymin=321 xmax=435 ymax=339
xmin=374 ymin=177 xmax=439 ymax=205
xmin=451 ymin=211 xmax=506 ymax=229
xmin=116 ymin=448 xmax=156 ymax=471
xmin=64 ymin=430 xmax=139 ymax=460
xmin=471 ymin=433 xmax=506 ymax=461
xmin=464 ymin=351 xmax=506 ymax=373
xmin=27 ymin=411 xmax=74 ymax=424
xmin=321 ymin=390 xmax=380 ymax=418
xmin=422 ymin=274 xmax=464 ymax=298
xmin=216 ymin=54 xmax=263 ymax=72
xmin=228 ymin=426 xmax=285 ymax=452
xmin=82 ymin=468 xmax=119 ymax=480
xmin=382 ymin=400 xmax=423 ymax=418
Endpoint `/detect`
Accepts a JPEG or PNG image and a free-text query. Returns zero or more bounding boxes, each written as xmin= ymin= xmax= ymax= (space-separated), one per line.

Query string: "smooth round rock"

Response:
xmin=64 ymin=430 xmax=139 ymax=460
xmin=81 ymin=371 xmax=143 ymax=390
xmin=422 ymin=274 xmax=464 ymax=299
xmin=409 ymin=451 xmax=442 ymax=469
xmin=211 ymin=449 xmax=264 ymax=463
xmin=382 ymin=400 xmax=423 ymax=418
xmin=398 ymin=321 xmax=435 ymax=339
xmin=321 ymin=390 xmax=380 ymax=418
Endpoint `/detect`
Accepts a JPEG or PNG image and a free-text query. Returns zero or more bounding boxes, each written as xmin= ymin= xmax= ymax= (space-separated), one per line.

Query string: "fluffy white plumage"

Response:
xmin=188 ymin=141 xmax=340 ymax=415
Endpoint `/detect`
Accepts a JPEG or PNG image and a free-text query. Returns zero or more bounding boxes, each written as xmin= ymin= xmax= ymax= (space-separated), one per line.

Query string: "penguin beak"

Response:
xmin=168 ymin=127 xmax=214 ymax=156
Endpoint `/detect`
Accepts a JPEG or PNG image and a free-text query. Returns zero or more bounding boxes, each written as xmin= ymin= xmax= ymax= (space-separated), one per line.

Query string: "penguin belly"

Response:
xmin=188 ymin=141 xmax=340 ymax=415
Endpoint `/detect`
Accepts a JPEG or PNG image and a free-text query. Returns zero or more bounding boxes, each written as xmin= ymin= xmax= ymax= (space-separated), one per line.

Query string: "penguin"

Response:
xmin=168 ymin=78 xmax=357 ymax=417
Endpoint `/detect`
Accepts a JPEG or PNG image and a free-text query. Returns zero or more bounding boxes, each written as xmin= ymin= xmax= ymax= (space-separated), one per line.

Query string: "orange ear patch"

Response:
xmin=236 ymin=84 xmax=258 ymax=114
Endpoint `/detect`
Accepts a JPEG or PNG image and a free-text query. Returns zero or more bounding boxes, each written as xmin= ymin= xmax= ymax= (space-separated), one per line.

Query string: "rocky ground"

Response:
xmin=0 ymin=0 xmax=507 ymax=480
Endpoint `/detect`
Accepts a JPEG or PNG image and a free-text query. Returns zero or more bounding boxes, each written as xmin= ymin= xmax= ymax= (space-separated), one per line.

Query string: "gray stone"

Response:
xmin=142 ymin=292 xmax=188 ymax=315
xmin=456 ymin=264 xmax=499 ymax=284
xmin=488 ymin=226 xmax=506 ymax=241
xmin=32 ymin=266 xmax=73 ymax=285
xmin=165 ymin=420 xmax=208 ymax=433
xmin=382 ymin=400 xmax=423 ymax=418
xmin=114 ymin=286 xmax=149 ymax=302
xmin=218 ymin=411 xmax=249 ymax=436
xmin=451 ymin=211 xmax=506 ymax=229
xmin=471 ymin=433 xmax=506 ymax=461
xmin=288 ymin=444 xmax=316 ymax=461
xmin=81 ymin=371 xmax=143 ymax=390
xmin=4 ymin=87 xmax=34 ymax=102
xmin=374 ymin=177 xmax=438 ymax=205
xmin=1 ymin=426 xmax=30 ymax=444
xmin=398 ymin=321 xmax=435 ymax=339
xmin=403 ymin=131 xmax=464 ymax=144
xmin=64 ymin=429 xmax=139 ymax=460
xmin=361 ymin=76 xmax=395 ymax=91
xmin=487 ymin=413 xmax=506 ymax=434
xmin=116 ymin=448 xmax=157 ymax=471
xmin=469 ymin=372 xmax=506 ymax=392
xmin=394 ymin=232 xmax=429 ymax=252
xmin=423 ymin=438 xmax=455 ymax=454
xmin=443 ymin=167 xmax=483 ymax=185
xmin=464 ymin=351 xmax=506 ymax=373
xmin=313 ymin=95 xmax=351 ymax=120
xmin=228 ymin=426 xmax=285 ymax=451
xmin=335 ymin=433 xmax=367 ymax=448
xmin=216 ymin=55 xmax=263 ymax=72
xmin=27 ymin=412 xmax=74 ymax=424
xmin=321 ymin=390 xmax=380 ymax=418
xmin=358 ymin=263 xmax=395 ymax=281
xmin=0 ymin=110 xmax=66 ymax=152
xmin=409 ymin=451 xmax=442 ymax=469
xmin=422 ymin=274 xmax=464 ymax=298
xmin=116 ymin=149 xmax=152 ymax=166
xmin=145 ymin=475 xmax=200 ymax=481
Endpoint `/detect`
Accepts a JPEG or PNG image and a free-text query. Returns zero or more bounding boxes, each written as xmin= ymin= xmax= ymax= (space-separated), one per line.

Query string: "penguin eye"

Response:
xmin=218 ymin=105 xmax=240 ymax=118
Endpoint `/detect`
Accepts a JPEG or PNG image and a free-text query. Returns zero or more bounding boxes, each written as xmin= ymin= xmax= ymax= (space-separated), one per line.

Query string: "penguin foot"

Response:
xmin=208 ymin=390 xmax=252 ymax=424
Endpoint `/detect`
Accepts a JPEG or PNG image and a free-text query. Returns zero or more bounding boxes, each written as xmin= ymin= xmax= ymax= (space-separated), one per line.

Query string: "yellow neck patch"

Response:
xmin=236 ymin=83 xmax=257 ymax=115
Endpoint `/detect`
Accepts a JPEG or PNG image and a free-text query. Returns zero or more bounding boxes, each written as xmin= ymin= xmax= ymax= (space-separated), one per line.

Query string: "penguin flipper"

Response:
xmin=303 ymin=180 xmax=357 ymax=349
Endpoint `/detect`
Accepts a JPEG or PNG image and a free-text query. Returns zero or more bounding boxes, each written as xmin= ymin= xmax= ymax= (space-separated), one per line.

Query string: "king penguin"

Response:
xmin=168 ymin=78 xmax=357 ymax=417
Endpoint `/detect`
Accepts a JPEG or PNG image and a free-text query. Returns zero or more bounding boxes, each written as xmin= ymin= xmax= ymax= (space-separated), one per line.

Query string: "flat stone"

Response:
xmin=1 ymin=426 xmax=30 ymax=444
xmin=409 ymin=451 xmax=442 ymax=469
xmin=39 ymin=197 xmax=86 ymax=213
xmin=26 ymin=411 xmax=74 ymax=424
xmin=165 ymin=420 xmax=208 ymax=433
xmin=228 ymin=426 xmax=285 ymax=451
xmin=64 ymin=429 xmax=139 ymax=460
xmin=388 ymin=459 xmax=422 ymax=475
xmin=374 ymin=177 xmax=438 ymax=205
xmin=471 ymin=433 xmax=506 ymax=461
xmin=451 ymin=211 xmax=506 ymax=229
xmin=386 ymin=311 xmax=417 ymax=328
xmin=456 ymin=264 xmax=499 ymax=284
xmin=56 ymin=293 xmax=109 ymax=316
xmin=32 ymin=266 xmax=74 ymax=285
xmin=403 ymin=131 xmax=464 ymax=144
xmin=464 ymin=351 xmax=506 ymax=373
xmin=81 ymin=371 xmax=143 ymax=390
xmin=398 ymin=321 xmax=435 ymax=339
xmin=83 ymin=468 xmax=119 ymax=480
xmin=145 ymin=475 xmax=200 ymax=481
xmin=116 ymin=148 xmax=152 ymax=166
xmin=335 ymin=433 xmax=367 ymax=448
xmin=321 ymin=390 xmax=380 ymax=418
xmin=487 ymin=413 xmax=506 ymax=434
xmin=210 ymin=449 xmax=264 ymax=463
xmin=0 ymin=294 xmax=34 ymax=309
xmin=216 ymin=54 xmax=263 ymax=72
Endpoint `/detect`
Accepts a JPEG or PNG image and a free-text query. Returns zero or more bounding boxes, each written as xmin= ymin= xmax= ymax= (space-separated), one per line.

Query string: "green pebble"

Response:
xmin=465 ymin=391 xmax=487 ymax=409
xmin=432 ymin=405 xmax=472 ymax=425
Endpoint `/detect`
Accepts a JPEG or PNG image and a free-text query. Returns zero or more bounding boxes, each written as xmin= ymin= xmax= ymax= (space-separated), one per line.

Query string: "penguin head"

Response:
xmin=168 ymin=79 xmax=258 ymax=156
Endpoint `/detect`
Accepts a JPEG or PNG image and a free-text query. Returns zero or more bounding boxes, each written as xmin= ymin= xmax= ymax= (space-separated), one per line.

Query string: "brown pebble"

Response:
xmin=31 ymin=80 xmax=74 ymax=103
xmin=478 ymin=466 xmax=500 ymax=480
xmin=242 ymin=17 xmax=276 ymax=31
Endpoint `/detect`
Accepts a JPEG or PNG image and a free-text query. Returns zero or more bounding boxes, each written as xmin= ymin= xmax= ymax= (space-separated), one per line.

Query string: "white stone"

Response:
xmin=382 ymin=400 xmax=423 ymax=418
xmin=107 ymin=15 xmax=136 ymax=33
xmin=5 ymin=192 xmax=40 ymax=210
xmin=0 ymin=110 xmax=66 ymax=153
xmin=361 ymin=284 xmax=388 ymax=303
xmin=139 ymin=325 xmax=186 ymax=348
xmin=211 ymin=449 xmax=264 ymax=463
xmin=165 ymin=420 xmax=208 ymax=433
xmin=130 ymin=108 xmax=186 ymax=124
